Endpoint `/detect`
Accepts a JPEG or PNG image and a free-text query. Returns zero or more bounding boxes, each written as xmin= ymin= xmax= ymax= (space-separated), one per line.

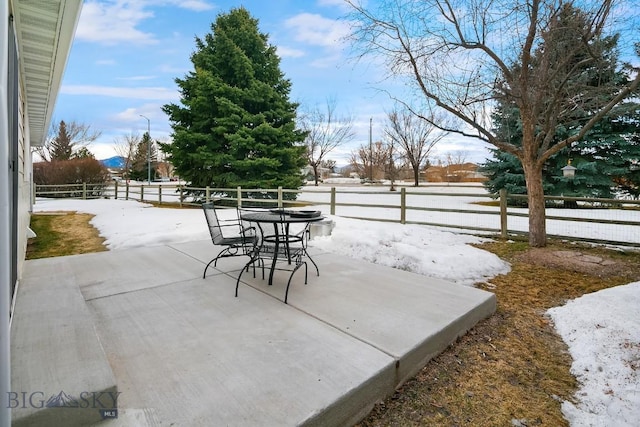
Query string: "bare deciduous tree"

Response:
xmin=346 ymin=0 xmax=640 ymax=246
xmin=443 ymin=152 xmax=468 ymax=168
xmin=36 ymin=120 xmax=101 ymax=161
xmin=382 ymin=136 xmax=402 ymax=191
xmin=349 ymin=140 xmax=390 ymax=182
xmin=300 ymin=99 xmax=355 ymax=185
xmin=113 ymin=133 xmax=140 ymax=180
xmin=385 ymin=108 xmax=447 ymax=186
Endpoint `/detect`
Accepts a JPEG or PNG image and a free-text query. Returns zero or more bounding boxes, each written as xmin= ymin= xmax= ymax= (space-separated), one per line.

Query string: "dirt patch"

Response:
xmin=516 ymin=247 xmax=640 ymax=279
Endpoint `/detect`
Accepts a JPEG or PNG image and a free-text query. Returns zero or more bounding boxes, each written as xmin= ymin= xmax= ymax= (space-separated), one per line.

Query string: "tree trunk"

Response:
xmin=413 ymin=166 xmax=419 ymax=186
xmin=523 ymin=162 xmax=547 ymax=247
xmin=313 ymin=164 xmax=319 ymax=186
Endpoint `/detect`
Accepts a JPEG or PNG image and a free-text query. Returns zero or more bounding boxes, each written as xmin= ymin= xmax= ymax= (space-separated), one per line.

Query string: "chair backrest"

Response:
xmin=202 ymin=202 xmax=226 ymax=245
xmin=237 ymin=207 xmax=268 ymax=243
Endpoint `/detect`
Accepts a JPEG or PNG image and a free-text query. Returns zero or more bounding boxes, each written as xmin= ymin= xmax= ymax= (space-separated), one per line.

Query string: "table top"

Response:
xmin=241 ymin=211 xmax=325 ymax=224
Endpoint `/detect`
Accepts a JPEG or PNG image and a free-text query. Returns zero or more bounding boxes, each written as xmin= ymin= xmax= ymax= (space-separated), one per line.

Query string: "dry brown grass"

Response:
xmin=27 ymin=212 xmax=107 ymax=259
xmin=358 ymin=239 xmax=640 ymax=427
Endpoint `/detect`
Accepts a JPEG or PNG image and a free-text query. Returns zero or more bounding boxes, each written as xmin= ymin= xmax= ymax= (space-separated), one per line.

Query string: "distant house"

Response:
xmin=1 ymin=1 xmax=83 ymax=422
xmin=425 ymin=163 xmax=487 ymax=183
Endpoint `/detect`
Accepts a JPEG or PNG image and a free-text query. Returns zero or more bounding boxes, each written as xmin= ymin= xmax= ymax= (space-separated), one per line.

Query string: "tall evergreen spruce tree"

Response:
xmin=49 ymin=120 xmax=74 ymax=161
xmin=130 ymin=132 xmax=157 ymax=181
xmin=162 ymin=7 xmax=306 ymax=196
xmin=482 ymin=21 xmax=640 ymax=204
xmin=483 ymin=101 xmax=640 ymax=203
xmin=616 ymin=133 xmax=640 ymax=199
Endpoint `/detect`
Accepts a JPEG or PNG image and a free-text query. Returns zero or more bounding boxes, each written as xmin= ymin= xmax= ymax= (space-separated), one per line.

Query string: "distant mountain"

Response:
xmin=100 ymin=156 xmax=125 ymax=168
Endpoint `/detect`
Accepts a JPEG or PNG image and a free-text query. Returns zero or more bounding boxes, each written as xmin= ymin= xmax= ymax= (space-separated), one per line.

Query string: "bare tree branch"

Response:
xmin=384 ymin=107 xmax=447 ymax=186
xmin=35 ymin=120 xmax=101 ymax=161
xmin=299 ymin=98 xmax=355 ymax=185
xmin=346 ymin=0 xmax=639 ymax=246
xmin=113 ymin=133 xmax=140 ymax=179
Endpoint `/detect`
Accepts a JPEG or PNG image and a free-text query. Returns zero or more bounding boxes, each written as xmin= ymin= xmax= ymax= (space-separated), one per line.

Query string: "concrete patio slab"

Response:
xmin=87 ymin=275 xmax=396 ymax=427
xmin=75 ymin=246 xmax=206 ymax=301
xmin=11 ymin=256 xmax=118 ymax=427
xmin=231 ymin=252 xmax=496 ymax=384
xmin=11 ymin=241 xmax=496 ymax=426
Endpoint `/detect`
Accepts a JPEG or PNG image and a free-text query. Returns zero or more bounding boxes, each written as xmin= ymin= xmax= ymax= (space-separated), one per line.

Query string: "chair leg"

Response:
xmin=306 ymin=252 xmax=319 ymax=276
xmin=213 ymin=247 xmax=231 ymax=267
xmin=284 ymin=271 xmax=294 ymax=304
xmin=235 ymin=274 xmax=242 ymax=297
xmin=304 ymin=261 xmax=308 ymax=284
xmin=205 ymin=245 xmax=253 ymax=279
xmin=236 ymin=253 xmax=260 ymax=297
xmin=203 ymin=257 xmax=219 ymax=279
xmin=236 ymin=262 xmax=248 ymax=297
xmin=284 ymin=261 xmax=306 ymax=304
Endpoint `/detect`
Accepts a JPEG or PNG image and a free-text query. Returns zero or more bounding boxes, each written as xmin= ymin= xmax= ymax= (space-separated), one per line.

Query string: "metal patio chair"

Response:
xmin=235 ymin=208 xmax=316 ymax=303
xmin=202 ymin=202 xmax=258 ymax=278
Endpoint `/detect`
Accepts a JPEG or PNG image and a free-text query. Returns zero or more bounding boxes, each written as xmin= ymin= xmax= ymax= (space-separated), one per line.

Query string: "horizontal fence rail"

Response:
xmin=34 ymin=182 xmax=640 ymax=247
xmin=34 ymin=183 xmax=108 ymax=199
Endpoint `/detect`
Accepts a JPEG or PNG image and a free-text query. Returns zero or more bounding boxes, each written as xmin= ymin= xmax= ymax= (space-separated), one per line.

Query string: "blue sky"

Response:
xmin=54 ymin=0 xmax=490 ymax=165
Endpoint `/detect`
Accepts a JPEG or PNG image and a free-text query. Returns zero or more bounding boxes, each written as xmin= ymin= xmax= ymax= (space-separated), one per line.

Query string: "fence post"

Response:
xmin=205 ymin=186 xmax=210 ymax=204
xmin=237 ymin=186 xmax=242 ymax=208
xmin=140 ymin=185 xmax=144 ymax=202
xmin=500 ymin=188 xmax=507 ymax=238
xmin=179 ymin=186 xmax=183 ymax=207
xmin=125 ymin=182 xmax=129 ymax=200
xmin=114 ymin=181 xmax=118 ymax=199
xmin=400 ymin=187 xmax=406 ymax=224
xmin=158 ymin=185 xmax=163 ymax=205
xmin=330 ymin=187 xmax=336 ymax=216
xmin=82 ymin=182 xmax=87 ymax=200
xmin=278 ymin=186 xmax=283 ymax=208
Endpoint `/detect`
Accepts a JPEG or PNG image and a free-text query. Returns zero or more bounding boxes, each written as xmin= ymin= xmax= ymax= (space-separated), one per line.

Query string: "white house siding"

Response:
xmin=16 ymin=76 xmax=29 ymax=280
xmin=8 ymin=0 xmax=83 ymax=283
xmin=2 ymin=4 xmax=14 ymax=425
xmin=3 ymin=1 xmax=82 ymax=423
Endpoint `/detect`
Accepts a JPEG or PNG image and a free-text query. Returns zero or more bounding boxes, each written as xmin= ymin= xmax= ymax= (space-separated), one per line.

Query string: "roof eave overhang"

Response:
xmin=12 ymin=0 xmax=82 ymax=147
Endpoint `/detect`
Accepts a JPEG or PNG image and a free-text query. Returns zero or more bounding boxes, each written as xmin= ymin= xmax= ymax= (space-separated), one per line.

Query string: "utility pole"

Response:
xmin=140 ymin=115 xmax=151 ymax=184
xmin=369 ymin=117 xmax=373 ymax=181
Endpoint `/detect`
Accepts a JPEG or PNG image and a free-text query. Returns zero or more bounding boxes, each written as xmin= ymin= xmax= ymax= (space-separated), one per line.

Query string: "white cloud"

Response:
xmin=163 ymin=0 xmax=215 ymax=12
xmin=285 ymin=13 xmax=351 ymax=48
xmin=75 ymin=0 xmax=215 ymax=45
xmin=309 ymin=55 xmax=342 ymax=68
xmin=61 ymin=84 xmax=179 ymax=101
xmin=276 ymin=46 xmax=306 ymax=58
xmin=112 ymin=103 xmax=166 ymax=123
xmin=75 ymin=1 xmax=157 ymax=45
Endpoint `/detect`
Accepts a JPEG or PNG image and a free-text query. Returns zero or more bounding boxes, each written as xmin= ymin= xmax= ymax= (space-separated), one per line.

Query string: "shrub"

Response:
xmin=33 ymin=158 xmax=110 ymax=198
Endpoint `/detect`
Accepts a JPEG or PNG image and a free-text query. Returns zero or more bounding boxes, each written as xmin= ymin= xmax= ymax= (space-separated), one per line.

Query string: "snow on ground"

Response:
xmin=310 ymin=216 xmax=508 ymax=286
xmin=35 ymin=198 xmax=208 ymax=250
xmin=547 ymin=283 xmax=640 ymax=427
xmin=32 ymin=197 xmax=639 ymax=427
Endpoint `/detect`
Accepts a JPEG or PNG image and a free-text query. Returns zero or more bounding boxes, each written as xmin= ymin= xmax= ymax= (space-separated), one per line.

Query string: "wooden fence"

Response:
xmin=34 ymin=182 xmax=640 ymax=247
